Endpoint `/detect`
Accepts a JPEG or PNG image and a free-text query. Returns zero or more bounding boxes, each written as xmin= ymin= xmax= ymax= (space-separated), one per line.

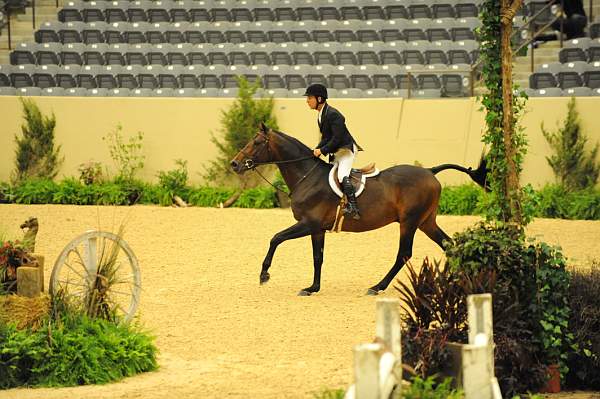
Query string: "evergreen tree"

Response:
xmin=204 ymin=76 xmax=278 ymax=186
xmin=12 ymin=98 xmax=63 ymax=183
xmin=542 ymin=98 xmax=599 ymax=191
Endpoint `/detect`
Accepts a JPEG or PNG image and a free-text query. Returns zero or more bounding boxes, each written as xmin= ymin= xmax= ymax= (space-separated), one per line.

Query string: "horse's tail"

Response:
xmin=428 ymin=155 xmax=489 ymax=190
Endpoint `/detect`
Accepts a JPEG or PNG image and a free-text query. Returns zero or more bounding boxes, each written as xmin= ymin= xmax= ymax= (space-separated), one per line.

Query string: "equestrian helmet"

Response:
xmin=303 ymin=83 xmax=328 ymax=100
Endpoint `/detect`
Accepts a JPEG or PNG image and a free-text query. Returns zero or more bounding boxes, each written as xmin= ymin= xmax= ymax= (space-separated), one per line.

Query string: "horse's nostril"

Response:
xmin=231 ymin=160 xmax=239 ymax=170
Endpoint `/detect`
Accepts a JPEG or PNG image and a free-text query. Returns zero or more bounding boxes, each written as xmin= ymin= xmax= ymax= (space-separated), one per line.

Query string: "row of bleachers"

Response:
xmin=9 ymin=41 xmax=480 ymax=67
xmin=526 ymin=87 xmax=600 ymax=97
xmin=529 ymin=71 xmax=600 ymax=90
xmin=0 ymin=85 xmax=471 ymax=98
xmin=58 ymin=1 xmax=483 ymax=23
xmin=0 ymin=64 xmax=470 ymax=94
xmin=34 ymin=18 xmax=481 ymax=44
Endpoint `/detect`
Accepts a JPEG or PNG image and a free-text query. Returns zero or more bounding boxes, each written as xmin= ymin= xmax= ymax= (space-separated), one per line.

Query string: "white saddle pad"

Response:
xmin=328 ymin=165 xmax=380 ymax=198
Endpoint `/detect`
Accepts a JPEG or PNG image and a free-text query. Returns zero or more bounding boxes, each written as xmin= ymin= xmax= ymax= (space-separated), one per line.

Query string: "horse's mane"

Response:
xmin=272 ymin=129 xmax=313 ymax=155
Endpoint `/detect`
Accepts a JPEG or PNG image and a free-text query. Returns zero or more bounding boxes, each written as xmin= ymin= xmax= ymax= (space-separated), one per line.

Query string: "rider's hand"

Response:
xmin=313 ymin=148 xmax=322 ymax=157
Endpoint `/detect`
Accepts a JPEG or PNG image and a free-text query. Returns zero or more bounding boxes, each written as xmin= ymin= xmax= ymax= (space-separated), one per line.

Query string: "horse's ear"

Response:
xmin=260 ymin=122 xmax=268 ymax=133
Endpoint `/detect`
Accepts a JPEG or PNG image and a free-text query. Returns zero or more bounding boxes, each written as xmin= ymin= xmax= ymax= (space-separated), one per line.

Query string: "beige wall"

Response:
xmin=1 ymin=96 xmax=599 ymax=187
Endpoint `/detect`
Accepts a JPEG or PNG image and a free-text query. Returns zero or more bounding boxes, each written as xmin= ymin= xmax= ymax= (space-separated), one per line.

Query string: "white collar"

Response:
xmin=318 ymin=103 xmax=326 ymax=123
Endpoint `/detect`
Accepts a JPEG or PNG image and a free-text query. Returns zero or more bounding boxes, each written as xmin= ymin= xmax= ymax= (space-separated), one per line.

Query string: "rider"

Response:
xmin=303 ymin=83 xmax=363 ymax=220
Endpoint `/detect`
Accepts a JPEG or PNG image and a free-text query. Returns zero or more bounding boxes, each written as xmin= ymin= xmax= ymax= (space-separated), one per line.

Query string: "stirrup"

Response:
xmin=343 ymin=203 xmax=361 ymax=220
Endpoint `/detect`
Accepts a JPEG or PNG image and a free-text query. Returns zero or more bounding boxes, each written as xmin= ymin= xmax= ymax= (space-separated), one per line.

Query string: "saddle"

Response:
xmin=329 ymin=163 xmax=380 ymax=198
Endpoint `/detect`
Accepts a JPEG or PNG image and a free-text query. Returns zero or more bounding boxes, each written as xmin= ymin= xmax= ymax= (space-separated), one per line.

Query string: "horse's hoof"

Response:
xmin=366 ymin=288 xmax=381 ymax=296
xmin=259 ymin=272 xmax=270 ymax=285
xmin=298 ymin=290 xmax=313 ymax=296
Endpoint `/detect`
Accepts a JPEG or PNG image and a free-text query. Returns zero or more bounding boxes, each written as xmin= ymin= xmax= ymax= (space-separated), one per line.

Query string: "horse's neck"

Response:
xmin=272 ymin=136 xmax=323 ymax=191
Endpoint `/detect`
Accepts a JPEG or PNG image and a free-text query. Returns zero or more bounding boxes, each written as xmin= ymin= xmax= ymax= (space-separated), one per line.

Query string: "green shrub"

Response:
xmin=566 ymin=262 xmax=600 ymax=389
xmin=103 ymin=124 xmax=145 ymax=182
xmin=312 ymin=388 xmax=345 ymax=399
xmin=78 ymin=161 xmax=104 ymax=185
xmin=12 ymin=98 xmax=63 ymax=184
xmin=542 ymin=97 xmax=599 ymax=191
xmin=235 ymin=187 xmax=277 ymax=208
xmin=0 ymin=313 xmax=157 ymax=388
xmin=401 ymin=376 xmax=463 ymax=399
xmin=398 ymin=222 xmax=572 ymax=397
xmin=438 ymin=184 xmax=484 ymax=215
xmin=204 ymin=76 xmax=279 ymax=186
xmin=157 ymin=159 xmax=189 ymax=206
xmin=12 ymin=179 xmax=59 ymax=204
xmin=187 ymin=186 xmax=235 ymax=207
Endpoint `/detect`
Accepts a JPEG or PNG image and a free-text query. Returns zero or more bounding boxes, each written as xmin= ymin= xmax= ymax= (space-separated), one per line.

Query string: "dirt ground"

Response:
xmin=0 ymin=204 xmax=599 ymax=399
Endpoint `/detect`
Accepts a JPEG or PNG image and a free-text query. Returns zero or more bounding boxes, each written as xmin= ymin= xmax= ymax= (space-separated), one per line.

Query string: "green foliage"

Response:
xmin=204 ymin=76 xmax=279 ymax=186
xmin=12 ymin=98 xmax=63 ymax=184
xmin=186 ymin=186 xmax=235 ymax=207
xmin=401 ymin=376 xmax=463 ymax=399
xmin=542 ymin=98 xmax=600 ymax=191
xmin=0 ymin=313 xmax=157 ymax=388
xmin=312 ymin=388 xmax=345 ymax=399
xmin=398 ymin=223 xmax=572 ymax=396
xmin=156 ymin=159 xmax=189 ymax=206
xmin=438 ymin=184 xmax=484 ymax=215
xmin=78 ymin=161 xmax=104 ymax=185
xmin=235 ymin=187 xmax=277 ymax=208
xmin=478 ymin=0 xmax=530 ymax=224
xmin=103 ymin=124 xmax=145 ymax=182
xmin=566 ymin=262 xmax=600 ymax=389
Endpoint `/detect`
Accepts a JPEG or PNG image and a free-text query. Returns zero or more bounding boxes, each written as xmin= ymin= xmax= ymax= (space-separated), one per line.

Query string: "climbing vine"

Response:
xmin=478 ymin=0 xmax=531 ymax=225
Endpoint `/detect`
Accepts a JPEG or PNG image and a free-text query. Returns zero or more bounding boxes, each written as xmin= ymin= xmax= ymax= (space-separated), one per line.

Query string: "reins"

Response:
xmin=240 ymin=131 xmax=321 ymax=197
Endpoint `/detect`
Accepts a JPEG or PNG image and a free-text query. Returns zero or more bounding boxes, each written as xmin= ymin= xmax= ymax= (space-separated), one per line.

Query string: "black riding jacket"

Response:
xmin=316 ymin=103 xmax=363 ymax=156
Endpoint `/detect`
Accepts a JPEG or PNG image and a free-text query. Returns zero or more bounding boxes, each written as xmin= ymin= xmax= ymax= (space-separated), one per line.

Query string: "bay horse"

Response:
xmin=231 ymin=123 xmax=487 ymax=296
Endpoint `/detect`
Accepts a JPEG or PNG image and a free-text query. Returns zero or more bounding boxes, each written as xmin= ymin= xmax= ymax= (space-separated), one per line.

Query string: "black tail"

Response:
xmin=428 ymin=155 xmax=489 ymax=191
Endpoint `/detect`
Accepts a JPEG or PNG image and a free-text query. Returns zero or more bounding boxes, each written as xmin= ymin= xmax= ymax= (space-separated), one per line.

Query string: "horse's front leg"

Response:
xmin=298 ymin=230 xmax=325 ymax=296
xmin=260 ymin=221 xmax=312 ymax=285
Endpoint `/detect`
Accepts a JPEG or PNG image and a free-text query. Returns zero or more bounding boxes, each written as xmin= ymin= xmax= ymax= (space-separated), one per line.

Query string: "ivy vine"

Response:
xmin=478 ymin=0 xmax=532 ymax=225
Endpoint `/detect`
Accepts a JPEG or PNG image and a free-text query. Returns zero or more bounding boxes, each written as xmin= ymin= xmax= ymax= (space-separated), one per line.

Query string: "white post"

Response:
xmin=376 ymin=298 xmax=402 ymax=398
xmin=467 ymin=294 xmax=493 ymax=347
xmin=460 ymin=293 xmax=501 ymax=399
xmin=354 ymin=343 xmax=382 ymax=399
xmin=375 ymin=298 xmax=402 ymax=361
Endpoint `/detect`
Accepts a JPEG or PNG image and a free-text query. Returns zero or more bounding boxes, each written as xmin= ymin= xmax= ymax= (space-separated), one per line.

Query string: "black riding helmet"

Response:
xmin=303 ymin=83 xmax=328 ymax=104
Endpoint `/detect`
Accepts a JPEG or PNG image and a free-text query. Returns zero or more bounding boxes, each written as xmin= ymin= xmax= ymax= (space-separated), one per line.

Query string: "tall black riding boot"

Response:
xmin=342 ymin=176 xmax=361 ymax=220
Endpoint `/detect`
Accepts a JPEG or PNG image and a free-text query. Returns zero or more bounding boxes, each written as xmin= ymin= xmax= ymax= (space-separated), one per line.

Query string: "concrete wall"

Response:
xmin=1 ymin=96 xmax=599 ymax=187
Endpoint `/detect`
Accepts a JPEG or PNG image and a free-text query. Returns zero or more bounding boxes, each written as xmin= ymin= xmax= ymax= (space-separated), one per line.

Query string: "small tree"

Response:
xmin=12 ymin=98 xmax=63 ymax=183
xmin=103 ymin=124 xmax=145 ymax=182
xmin=542 ymin=97 xmax=600 ymax=191
xmin=204 ymin=76 xmax=279 ymax=186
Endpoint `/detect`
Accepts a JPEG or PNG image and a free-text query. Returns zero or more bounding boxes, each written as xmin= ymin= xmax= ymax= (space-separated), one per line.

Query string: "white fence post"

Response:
xmin=354 ymin=343 xmax=383 ymax=399
xmin=376 ymin=298 xmax=402 ymax=398
xmin=452 ymin=293 xmax=502 ymax=399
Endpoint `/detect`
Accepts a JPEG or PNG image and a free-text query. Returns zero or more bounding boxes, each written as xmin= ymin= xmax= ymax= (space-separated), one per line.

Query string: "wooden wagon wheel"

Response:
xmin=50 ymin=231 xmax=141 ymax=323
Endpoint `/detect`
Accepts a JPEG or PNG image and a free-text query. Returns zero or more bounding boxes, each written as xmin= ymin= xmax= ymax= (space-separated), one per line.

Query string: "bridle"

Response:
xmin=238 ymin=130 xmax=321 ymax=197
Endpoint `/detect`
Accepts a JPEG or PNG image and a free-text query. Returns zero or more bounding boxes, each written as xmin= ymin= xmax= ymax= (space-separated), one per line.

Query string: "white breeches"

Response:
xmin=333 ymin=144 xmax=357 ymax=183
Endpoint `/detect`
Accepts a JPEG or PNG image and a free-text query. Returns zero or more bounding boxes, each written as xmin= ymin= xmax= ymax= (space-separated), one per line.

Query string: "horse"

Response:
xmin=230 ymin=123 xmax=487 ymax=296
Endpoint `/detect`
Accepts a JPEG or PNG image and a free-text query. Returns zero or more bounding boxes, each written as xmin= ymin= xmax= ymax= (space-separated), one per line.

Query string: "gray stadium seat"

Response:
xmin=0 ymin=87 xmax=17 ymax=96
xmin=563 ymin=87 xmax=593 ymax=96
xmin=82 ymin=1 xmax=106 ymax=23
xmin=10 ymin=65 xmax=35 ymax=88
xmin=63 ymin=87 xmax=89 ymax=96
xmin=529 ymin=72 xmax=557 ymax=89
xmin=16 ymin=87 xmax=43 ymax=96
xmin=106 ymin=87 xmax=131 ymax=96
xmin=525 ymin=87 xmax=562 ymax=97
xmin=10 ymin=42 xmax=38 ymax=65
xmin=36 ymin=43 xmax=62 ymax=65
xmin=32 ymin=65 xmax=58 ymax=88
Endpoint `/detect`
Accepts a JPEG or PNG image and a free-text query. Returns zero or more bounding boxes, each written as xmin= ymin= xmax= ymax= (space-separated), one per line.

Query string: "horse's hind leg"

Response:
xmin=419 ymin=211 xmax=451 ymax=250
xmin=367 ymin=221 xmax=418 ymax=295
xmin=260 ymin=222 xmax=312 ymax=285
xmin=298 ymin=231 xmax=325 ymax=296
